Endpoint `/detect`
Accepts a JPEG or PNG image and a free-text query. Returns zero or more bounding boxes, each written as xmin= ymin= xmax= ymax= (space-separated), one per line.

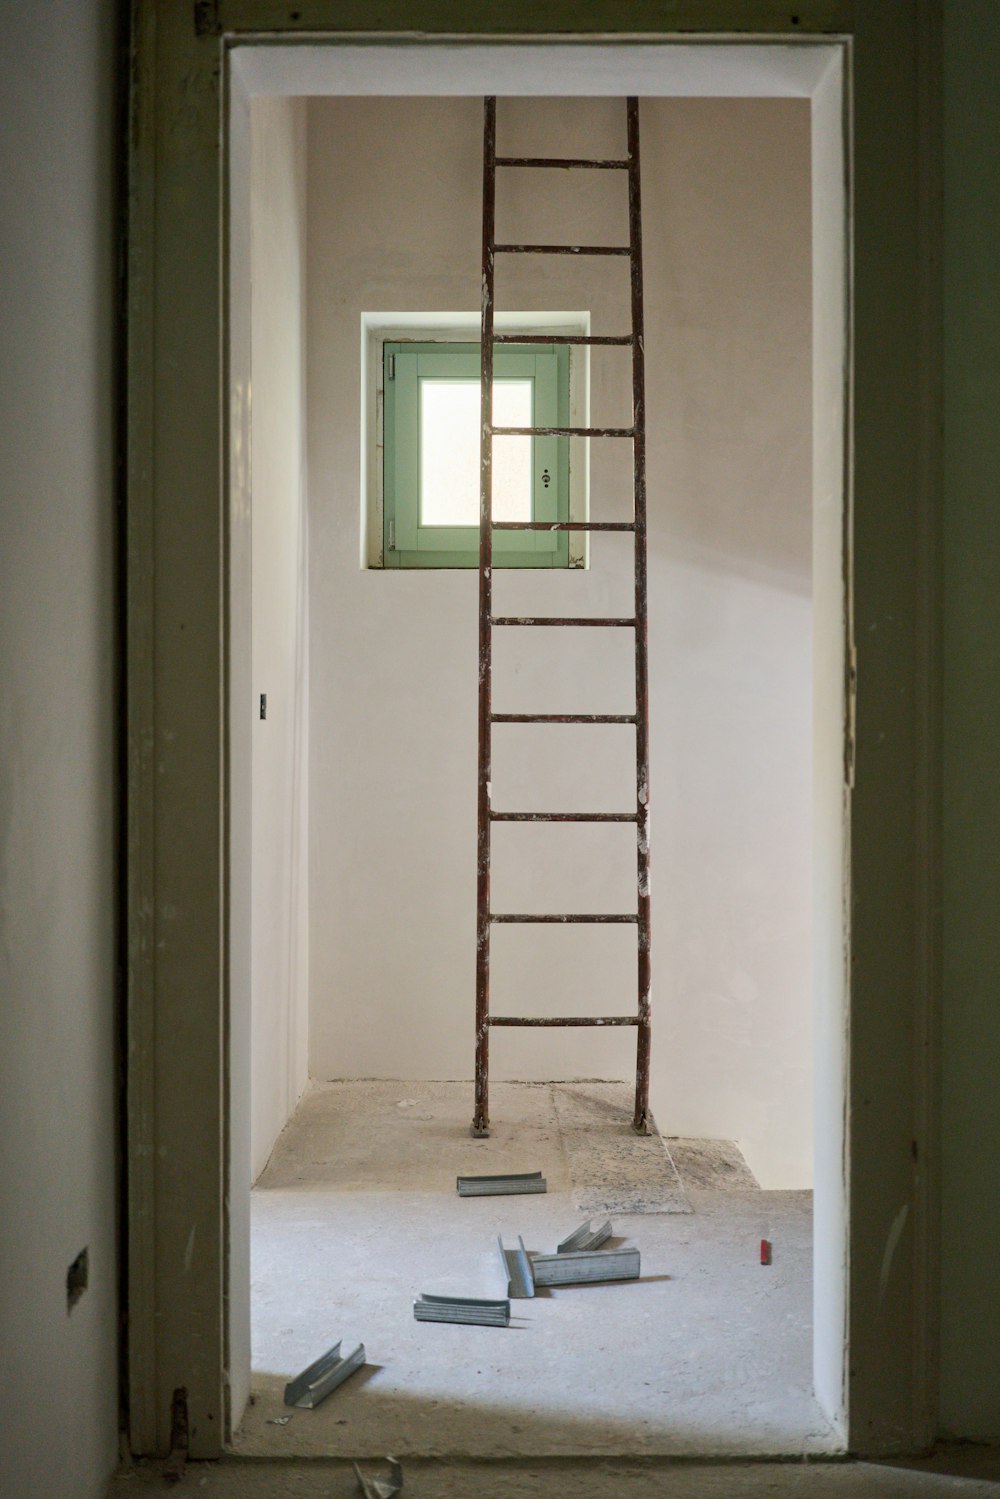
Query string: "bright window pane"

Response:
xmin=420 ymin=379 xmax=532 ymax=526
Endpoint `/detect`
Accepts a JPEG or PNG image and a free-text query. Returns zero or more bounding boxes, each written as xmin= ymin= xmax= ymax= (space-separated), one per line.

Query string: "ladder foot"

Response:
xmin=471 ymin=1115 xmax=491 ymax=1138
xmin=631 ymin=1112 xmax=651 ymax=1136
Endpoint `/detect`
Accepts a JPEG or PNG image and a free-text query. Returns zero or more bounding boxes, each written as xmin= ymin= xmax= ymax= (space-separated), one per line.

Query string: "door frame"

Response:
xmin=126 ymin=0 xmax=941 ymax=1460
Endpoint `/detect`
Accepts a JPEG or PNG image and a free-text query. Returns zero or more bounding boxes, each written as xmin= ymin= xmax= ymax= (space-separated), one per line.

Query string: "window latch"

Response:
xmin=386 ymin=353 xmax=395 ymax=380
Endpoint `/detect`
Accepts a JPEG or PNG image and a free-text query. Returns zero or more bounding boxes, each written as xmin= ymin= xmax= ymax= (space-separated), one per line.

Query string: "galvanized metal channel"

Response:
xmin=531 ymin=1246 xmax=641 ymax=1286
xmin=473 ymin=97 xmax=651 ymax=1139
xmin=557 ymin=1218 xmax=614 ymax=1253
xmin=413 ymin=1294 xmax=511 ymax=1328
xmin=353 ymin=1457 xmax=403 ymax=1499
xmin=283 ymin=1341 xmax=366 ymax=1409
xmin=457 ymin=1169 xmax=547 ymax=1196
xmin=497 ymin=1235 xmax=536 ymax=1298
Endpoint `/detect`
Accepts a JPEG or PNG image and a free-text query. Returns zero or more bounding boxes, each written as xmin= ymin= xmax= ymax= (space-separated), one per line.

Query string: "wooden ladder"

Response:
xmin=473 ymin=97 xmax=650 ymax=1138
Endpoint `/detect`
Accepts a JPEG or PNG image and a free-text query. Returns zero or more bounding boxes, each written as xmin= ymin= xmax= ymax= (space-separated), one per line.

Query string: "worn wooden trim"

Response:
xmin=127 ymin=0 xmax=227 ymax=1460
xmin=912 ymin=0 xmax=942 ymax=1450
xmin=125 ymin=0 xmax=159 ymax=1456
xmin=215 ymin=1 xmax=854 ymax=36
xmin=846 ymin=0 xmax=942 ymax=1456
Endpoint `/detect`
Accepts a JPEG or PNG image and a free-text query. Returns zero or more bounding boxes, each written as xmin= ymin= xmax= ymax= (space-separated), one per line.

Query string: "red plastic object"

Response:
xmin=760 ymin=1238 xmax=772 ymax=1266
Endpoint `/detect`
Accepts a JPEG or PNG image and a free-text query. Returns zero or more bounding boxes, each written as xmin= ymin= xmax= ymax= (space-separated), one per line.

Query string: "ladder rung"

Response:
xmin=491 ymin=615 xmax=636 ymax=627
xmin=490 ymin=1016 xmax=639 ymax=1027
xmin=490 ymin=914 xmax=638 ymax=924
xmin=492 ymin=334 xmax=633 ymax=346
xmin=492 ymin=426 xmax=634 ymax=438
xmin=490 ymin=811 xmax=637 ymax=823
xmin=491 ymin=521 xmax=635 ymax=532
xmin=494 ymin=243 xmax=631 ymax=257
xmin=495 ymin=156 xmax=630 ymax=170
xmin=491 ymin=714 xmax=637 ymax=724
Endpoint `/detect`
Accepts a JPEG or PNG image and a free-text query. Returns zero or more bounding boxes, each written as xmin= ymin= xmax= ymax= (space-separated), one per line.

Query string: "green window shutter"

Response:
xmin=383 ymin=341 xmax=572 ymax=569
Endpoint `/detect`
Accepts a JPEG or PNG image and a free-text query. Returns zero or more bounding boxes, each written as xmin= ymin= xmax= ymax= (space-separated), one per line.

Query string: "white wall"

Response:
xmin=0 ymin=3 xmax=120 ymax=1495
xmin=809 ymin=55 xmax=849 ymax=1433
xmin=249 ymin=98 xmax=311 ymax=1180
xmin=306 ymin=96 xmax=813 ymax=1187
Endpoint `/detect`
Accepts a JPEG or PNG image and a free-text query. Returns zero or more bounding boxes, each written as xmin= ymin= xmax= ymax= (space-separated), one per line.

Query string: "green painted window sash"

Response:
xmin=383 ymin=341 xmax=571 ymax=568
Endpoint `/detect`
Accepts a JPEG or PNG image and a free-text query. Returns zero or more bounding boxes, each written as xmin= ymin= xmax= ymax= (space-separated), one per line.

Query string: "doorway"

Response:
xmin=228 ymin=42 xmax=847 ymax=1456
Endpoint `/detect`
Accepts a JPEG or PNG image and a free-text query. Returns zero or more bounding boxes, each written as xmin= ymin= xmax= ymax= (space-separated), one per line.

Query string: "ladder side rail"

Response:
xmin=474 ymin=97 xmax=497 ymax=1138
xmin=627 ymin=98 xmax=652 ymax=1135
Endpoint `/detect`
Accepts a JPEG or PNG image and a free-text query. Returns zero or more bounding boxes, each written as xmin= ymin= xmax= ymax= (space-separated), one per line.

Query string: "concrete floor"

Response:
xmin=237 ymin=1081 xmax=836 ymax=1460
xmin=112 ymin=1452 xmax=1000 ymax=1497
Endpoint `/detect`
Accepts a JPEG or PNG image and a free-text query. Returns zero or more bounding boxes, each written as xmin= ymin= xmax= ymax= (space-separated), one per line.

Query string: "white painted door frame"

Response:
xmin=126 ymin=0 xmax=941 ymax=1461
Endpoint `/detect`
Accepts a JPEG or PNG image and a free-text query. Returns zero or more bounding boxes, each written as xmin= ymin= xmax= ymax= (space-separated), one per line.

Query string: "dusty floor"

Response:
xmin=237 ymin=1081 xmax=835 ymax=1460
xmin=111 ymin=1452 xmax=1000 ymax=1497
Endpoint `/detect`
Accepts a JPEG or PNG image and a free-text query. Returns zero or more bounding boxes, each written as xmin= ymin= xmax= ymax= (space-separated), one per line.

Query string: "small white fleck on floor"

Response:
xmin=238 ymin=1080 xmax=838 ymax=1460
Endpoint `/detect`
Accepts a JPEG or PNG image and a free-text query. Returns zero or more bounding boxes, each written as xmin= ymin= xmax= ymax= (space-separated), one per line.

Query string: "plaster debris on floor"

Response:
xmin=240 ymin=1079 xmax=834 ymax=1460
xmin=551 ymin=1082 xmax=690 ymax=1214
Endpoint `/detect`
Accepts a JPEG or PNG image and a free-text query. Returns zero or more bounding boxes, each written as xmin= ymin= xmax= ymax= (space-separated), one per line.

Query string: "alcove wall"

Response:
xmin=304 ymin=96 xmax=813 ymax=1187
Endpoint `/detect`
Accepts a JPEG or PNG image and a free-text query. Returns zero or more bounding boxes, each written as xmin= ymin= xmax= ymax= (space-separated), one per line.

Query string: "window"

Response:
xmin=381 ymin=341 xmax=574 ymax=568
